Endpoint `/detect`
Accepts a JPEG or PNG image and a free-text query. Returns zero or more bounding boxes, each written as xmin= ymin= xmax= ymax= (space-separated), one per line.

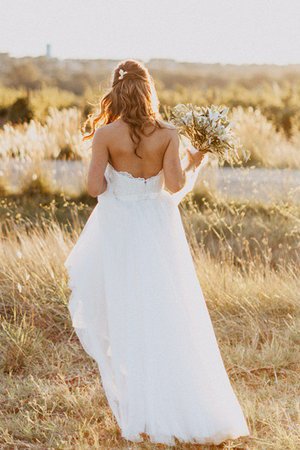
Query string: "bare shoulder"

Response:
xmin=93 ymin=122 xmax=118 ymax=141
xmin=157 ymin=120 xmax=179 ymax=145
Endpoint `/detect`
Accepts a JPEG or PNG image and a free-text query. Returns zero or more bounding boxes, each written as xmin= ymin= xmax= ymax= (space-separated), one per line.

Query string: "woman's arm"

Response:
xmin=87 ymin=128 xmax=109 ymax=197
xmin=163 ymin=129 xmax=186 ymax=193
xmin=163 ymin=129 xmax=205 ymax=193
xmin=181 ymin=148 xmax=206 ymax=173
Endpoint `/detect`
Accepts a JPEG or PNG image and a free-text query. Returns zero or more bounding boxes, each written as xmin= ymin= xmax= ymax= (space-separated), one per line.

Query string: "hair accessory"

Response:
xmin=118 ymin=69 xmax=128 ymax=80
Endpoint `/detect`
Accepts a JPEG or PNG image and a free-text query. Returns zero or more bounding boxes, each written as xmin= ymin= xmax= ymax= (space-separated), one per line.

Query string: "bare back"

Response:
xmin=87 ymin=117 xmax=185 ymax=197
xmin=105 ymin=119 xmax=175 ymax=179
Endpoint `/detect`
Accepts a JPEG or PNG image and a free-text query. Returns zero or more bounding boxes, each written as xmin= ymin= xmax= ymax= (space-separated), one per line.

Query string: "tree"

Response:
xmin=7 ymin=62 xmax=42 ymax=89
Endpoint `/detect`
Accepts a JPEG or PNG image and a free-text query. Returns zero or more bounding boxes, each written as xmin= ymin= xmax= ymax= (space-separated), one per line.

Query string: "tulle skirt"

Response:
xmin=65 ymin=188 xmax=250 ymax=446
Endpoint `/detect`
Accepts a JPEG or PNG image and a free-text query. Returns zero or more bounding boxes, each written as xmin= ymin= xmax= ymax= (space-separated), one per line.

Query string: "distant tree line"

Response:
xmin=1 ymin=55 xmax=300 ymax=94
xmin=0 ymin=55 xmax=300 ymax=135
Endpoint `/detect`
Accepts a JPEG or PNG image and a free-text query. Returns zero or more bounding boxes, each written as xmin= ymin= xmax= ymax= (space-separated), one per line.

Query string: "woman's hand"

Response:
xmin=185 ymin=148 xmax=206 ymax=171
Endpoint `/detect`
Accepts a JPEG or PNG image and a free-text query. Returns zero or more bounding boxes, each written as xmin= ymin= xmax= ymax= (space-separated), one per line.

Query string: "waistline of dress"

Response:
xmin=97 ymin=189 xmax=174 ymax=203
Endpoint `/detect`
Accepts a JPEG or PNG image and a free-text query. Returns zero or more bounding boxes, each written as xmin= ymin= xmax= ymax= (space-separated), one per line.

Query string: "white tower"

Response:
xmin=46 ymin=44 xmax=51 ymax=58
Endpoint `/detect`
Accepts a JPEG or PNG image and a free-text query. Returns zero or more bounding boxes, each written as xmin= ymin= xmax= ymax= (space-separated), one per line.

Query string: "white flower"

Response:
xmin=170 ymin=102 xmax=240 ymax=164
xmin=208 ymin=109 xmax=220 ymax=121
xmin=118 ymin=69 xmax=128 ymax=80
xmin=182 ymin=111 xmax=193 ymax=125
xmin=220 ymin=107 xmax=229 ymax=117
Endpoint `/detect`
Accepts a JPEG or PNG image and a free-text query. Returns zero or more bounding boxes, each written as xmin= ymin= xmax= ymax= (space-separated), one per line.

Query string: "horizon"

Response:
xmin=2 ymin=52 xmax=300 ymax=68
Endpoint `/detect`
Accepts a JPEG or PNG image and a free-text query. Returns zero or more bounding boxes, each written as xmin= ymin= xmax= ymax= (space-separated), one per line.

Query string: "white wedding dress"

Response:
xmin=65 ymin=152 xmax=250 ymax=446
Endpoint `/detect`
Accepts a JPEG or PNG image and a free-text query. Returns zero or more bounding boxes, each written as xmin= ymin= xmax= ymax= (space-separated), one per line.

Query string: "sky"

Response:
xmin=0 ymin=0 xmax=299 ymax=64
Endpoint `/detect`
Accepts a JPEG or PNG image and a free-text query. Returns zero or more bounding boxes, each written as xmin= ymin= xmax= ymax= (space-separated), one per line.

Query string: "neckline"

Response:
xmin=107 ymin=162 xmax=163 ymax=181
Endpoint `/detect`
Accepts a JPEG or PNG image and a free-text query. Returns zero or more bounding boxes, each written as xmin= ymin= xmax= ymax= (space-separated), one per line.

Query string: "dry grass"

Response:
xmin=1 ymin=106 xmax=300 ymax=197
xmin=231 ymin=107 xmax=300 ymax=169
xmin=0 ymin=198 xmax=299 ymax=449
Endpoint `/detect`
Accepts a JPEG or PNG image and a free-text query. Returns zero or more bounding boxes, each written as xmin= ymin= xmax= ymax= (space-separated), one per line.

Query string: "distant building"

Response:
xmin=46 ymin=44 xmax=51 ymax=58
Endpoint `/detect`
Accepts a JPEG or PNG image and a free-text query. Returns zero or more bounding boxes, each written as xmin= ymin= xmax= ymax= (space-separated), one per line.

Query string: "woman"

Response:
xmin=65 ymin=59 xmax=250 ymax=446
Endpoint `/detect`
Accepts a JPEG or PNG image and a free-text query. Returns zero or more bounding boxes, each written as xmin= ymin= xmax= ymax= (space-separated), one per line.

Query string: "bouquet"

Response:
xmin=171 ymin=103 xmax=243 ymax=165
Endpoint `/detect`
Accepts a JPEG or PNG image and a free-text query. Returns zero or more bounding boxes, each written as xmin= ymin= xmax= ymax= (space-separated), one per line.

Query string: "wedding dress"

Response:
xmin=65 ymin=148 xmax=250 ymax=446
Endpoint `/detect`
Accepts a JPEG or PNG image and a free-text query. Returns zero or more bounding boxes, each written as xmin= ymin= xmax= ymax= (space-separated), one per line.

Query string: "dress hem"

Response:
xmin=121 ymin=429 xmax=250 ymax=446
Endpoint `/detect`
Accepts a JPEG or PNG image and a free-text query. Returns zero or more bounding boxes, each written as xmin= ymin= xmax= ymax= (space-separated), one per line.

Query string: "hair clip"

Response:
xmin=118 ymin=69 xmax=128 ymax=80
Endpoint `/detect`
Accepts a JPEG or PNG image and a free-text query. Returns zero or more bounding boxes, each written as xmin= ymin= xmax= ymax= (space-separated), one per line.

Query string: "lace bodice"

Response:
xmin=99 ymin=154 xmax=209 ymax=204
xmin=104 ymin=162 xmax=165 ymax=201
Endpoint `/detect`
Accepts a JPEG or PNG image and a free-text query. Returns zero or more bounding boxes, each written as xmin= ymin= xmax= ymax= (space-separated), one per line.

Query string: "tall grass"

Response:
xmin=0 ymin=108 xmax=89 ymax=196
xmin=0 ymin=106 xmax=300 ymax=197
xmin=0 ymin=197 xmax=299 ymax=448
xmin=231 ymin=107 xmax=300 ymax=168
xmin=0 ymin=107 xmax=84 ymax=161
xmin=0 ymin=82 xmax=299 ymax=446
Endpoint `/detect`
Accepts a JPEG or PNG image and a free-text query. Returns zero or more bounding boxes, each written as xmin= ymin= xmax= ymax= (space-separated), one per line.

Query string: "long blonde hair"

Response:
xmin=82 ymin=59 xmax=166 ymax=158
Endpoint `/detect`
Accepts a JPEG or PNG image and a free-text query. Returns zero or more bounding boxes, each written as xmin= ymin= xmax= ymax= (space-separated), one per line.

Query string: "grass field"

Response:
xmin=0 ymin=194 xmax=299 ymax=449
xmin=0 ymin=70 xmax=299 ymax=448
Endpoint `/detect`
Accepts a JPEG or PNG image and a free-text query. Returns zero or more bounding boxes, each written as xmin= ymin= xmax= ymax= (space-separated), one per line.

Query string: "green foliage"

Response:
xmin=0 ymin=85 xmax=82 ymax=123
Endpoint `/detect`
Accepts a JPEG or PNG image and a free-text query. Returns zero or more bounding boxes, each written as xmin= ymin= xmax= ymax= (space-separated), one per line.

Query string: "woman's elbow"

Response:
xmin=87 ymin=178 xmax=107 ymax=197
xmin=165 ymin=176 xmax=185 ymax=193
xmin=86 ymin=183 xmax=97 ymax=197
xmin=87 ymin=181 xmax=101 ymax=197
xmin=87 ymin=187 xmax=100 ymax=197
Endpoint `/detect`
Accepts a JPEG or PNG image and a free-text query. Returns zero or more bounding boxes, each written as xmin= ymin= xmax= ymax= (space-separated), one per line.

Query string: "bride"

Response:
xmin=65 ymin=59 xmax=250 ymax=446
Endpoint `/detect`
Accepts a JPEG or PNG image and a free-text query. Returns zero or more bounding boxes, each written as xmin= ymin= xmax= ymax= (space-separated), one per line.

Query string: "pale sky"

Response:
xmin=0 ymin=0 xmax=299 ymax=64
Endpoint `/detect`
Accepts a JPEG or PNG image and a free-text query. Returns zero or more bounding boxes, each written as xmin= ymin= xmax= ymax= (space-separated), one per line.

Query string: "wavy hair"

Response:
xmin=82 ymin=59 xmax=166 ymax=158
